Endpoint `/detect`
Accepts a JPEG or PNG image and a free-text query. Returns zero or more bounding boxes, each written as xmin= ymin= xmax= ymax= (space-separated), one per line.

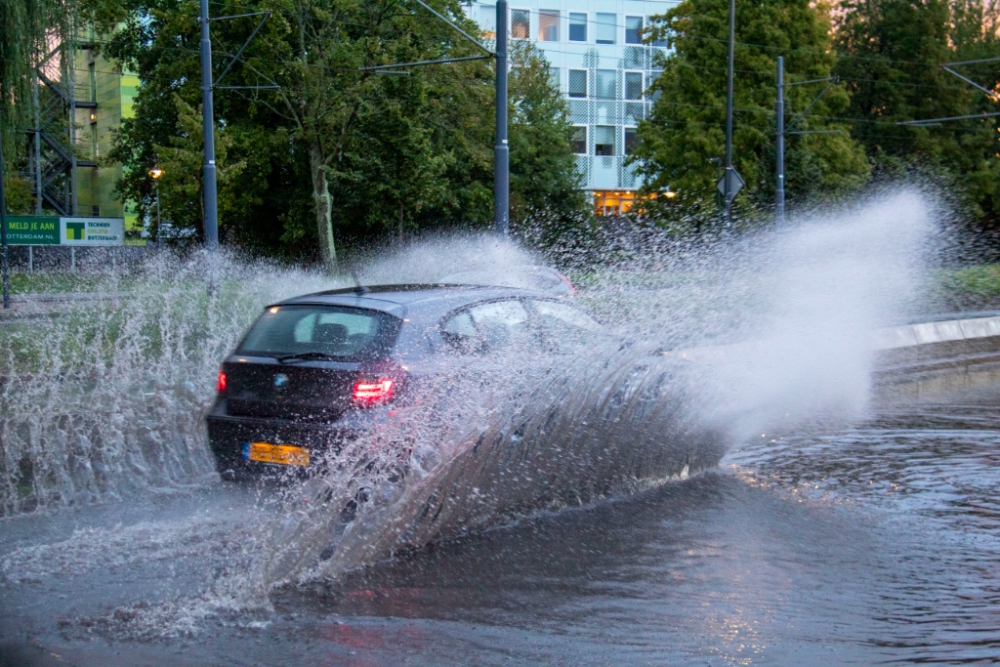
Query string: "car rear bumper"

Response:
xmin=206 ymin=410 xmax=364 ymax=478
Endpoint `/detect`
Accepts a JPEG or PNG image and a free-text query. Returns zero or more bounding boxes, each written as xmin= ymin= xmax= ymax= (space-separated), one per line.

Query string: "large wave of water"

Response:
xmin=1 ymin=191 xmax=931 ymax=601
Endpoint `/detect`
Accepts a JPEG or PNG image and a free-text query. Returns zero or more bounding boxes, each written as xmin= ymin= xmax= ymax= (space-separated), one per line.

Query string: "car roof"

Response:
xmin=269 ymin=284 xmax=561 ymax=318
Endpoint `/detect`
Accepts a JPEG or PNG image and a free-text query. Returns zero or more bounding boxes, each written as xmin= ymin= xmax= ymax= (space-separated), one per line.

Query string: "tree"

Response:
xmin=94 ymin=0 xmax=586 ymax=260
xmin=147 ymin=96 xmax=245 ymax=239
xmin=1 ymin=0 xmax=68 ymax=204
xmin=0 ymin=0 xmax=62 ymax=146
xmin=507 ymin=41 xmax=587 ymax=225
xmin=834 ymin=0 xmax=1000 ymax=225
xmin=632 ymin=0 xmax=870 ymax=231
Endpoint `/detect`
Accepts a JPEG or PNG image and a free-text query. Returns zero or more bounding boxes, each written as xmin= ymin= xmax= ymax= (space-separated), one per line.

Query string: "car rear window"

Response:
xmin=238 ymin=305 xmax=401 ymax=360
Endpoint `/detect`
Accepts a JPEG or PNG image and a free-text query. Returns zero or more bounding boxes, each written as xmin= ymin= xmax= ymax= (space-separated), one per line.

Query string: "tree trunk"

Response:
xmin=309 ymin=143 xmax=337 ymax=273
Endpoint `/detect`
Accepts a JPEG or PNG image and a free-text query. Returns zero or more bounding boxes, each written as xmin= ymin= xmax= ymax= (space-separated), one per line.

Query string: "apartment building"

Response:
xmin=467 ymin=0 xmax=674 ymax=215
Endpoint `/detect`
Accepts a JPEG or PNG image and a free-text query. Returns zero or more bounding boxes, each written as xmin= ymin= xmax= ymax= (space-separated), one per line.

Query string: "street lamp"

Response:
xmin=149 ymin=167 xmax=163 ymax=241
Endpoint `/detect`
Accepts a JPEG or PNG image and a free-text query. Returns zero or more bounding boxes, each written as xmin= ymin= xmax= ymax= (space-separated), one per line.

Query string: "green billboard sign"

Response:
xmin=1 ymin=216 xmax=125 ymax=245
xmin=6 ymin=216 xmax=60 ymax=245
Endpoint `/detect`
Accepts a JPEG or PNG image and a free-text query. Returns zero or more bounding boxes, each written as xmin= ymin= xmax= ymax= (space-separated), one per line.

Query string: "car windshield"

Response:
xmin=238 ymin=305 xmax=400 ymax=360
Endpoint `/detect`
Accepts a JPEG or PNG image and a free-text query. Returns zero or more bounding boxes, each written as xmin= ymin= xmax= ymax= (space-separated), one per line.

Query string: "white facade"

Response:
xmin=467 ymin=0 xmax=676 ymax=213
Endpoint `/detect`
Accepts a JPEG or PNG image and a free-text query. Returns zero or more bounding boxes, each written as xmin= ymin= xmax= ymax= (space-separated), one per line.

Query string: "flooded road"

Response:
xmin=2 ymin=383 xmax=998 ymax=666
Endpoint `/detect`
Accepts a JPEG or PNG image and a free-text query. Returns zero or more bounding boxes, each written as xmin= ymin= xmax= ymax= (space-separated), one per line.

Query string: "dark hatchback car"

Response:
xmin=206 ymin=283 xmax=604 ymax=478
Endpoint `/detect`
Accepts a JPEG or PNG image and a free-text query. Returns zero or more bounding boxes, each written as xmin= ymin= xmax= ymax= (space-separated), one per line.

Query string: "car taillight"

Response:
xmin=353 ymin=378 xmax=394 ymax=406
xmin=557 ymin=271 xmax=576 ymax=294
xmin=217 ymin=370 xmax=227 ymax=393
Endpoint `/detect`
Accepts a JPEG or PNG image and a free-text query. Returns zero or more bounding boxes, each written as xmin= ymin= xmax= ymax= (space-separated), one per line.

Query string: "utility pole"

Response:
xmin=32 ymin=69 xmax=43 ymax=215
xmin=723 ymin=0 xmax=735 ymax=226
xmin=775 ymin=55 xmax=785 ymax=225
xmin=0 ymin=103 xmax=10 ymax=309
xmin=199 ymin=0 xmax=219 ymax=251
xmin=494 ymin=0 xmax=509 ymax=236
xmin=67 ymin=29 xmax=78 ymax=215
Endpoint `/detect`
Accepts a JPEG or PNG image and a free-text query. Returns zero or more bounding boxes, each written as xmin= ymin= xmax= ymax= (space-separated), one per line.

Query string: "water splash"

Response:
xmin=0 ymin=192 xmax=933 ymax=603
xmin=254 ymin=191 xmax=933 ymax=587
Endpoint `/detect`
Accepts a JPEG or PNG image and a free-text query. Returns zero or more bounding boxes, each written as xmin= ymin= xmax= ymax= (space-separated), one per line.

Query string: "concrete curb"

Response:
xmin=875 ymin=315 xmax=1000 ymax=349
xmin=874 ymin=315 xmax=1000 ymax=402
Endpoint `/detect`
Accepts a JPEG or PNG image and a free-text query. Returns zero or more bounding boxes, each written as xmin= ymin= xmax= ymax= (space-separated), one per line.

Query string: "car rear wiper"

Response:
xmin=276 ymin=352 xmax=340 ymax=364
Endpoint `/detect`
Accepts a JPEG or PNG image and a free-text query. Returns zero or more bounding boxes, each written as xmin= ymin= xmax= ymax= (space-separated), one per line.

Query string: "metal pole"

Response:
xmin=0 ymin=104 xmax=9 ymax=308
xmin=723 ymin=0 xmax=735 ymax=226
xmin=33 ymin=69 xmax=43 ymax=215
xmin=68 ymin=30 xmax=78 ymax=216
xmin=200 ymin=0 xmax=219 ymax=251
xmin=494 ymin=0 xmax=509 ymax=236
xmin=776 ymin=55 xmax=785 ymax=225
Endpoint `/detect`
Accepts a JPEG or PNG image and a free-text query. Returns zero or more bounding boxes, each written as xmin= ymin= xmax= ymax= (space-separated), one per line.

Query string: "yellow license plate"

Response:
xmin=246 ymin=442 xmax=310 ymax=467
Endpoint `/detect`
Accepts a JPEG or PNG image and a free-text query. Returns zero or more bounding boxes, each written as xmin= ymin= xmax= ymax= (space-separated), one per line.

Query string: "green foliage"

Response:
xmin=93 ymin=0 xmax=586 ymax=260
xmin=834 ymin=0 xmax=1000 ymax=224
xmin=632 ymin=0 xmax=870 ymax=232
xmin=2 ymin=173 xmax=33 ymax=214
xmin=0 ymin=0 xmax=66 ymax=177
xmin=940 ymin=263 xmax=1000 ymax=298
xmin=507 ymin=42 xmax=587 ymax=224
xmin=145 ymin=96 xmax=246 ymax=239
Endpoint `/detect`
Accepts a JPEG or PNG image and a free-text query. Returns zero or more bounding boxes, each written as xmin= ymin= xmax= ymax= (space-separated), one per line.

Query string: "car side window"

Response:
xmin=525 ymin=299 xmax=607 ymax=352
xmin=530 ymin=300 xmax=602 ymax=332
xmin=441 ymin=300 xmax=530 ymax=354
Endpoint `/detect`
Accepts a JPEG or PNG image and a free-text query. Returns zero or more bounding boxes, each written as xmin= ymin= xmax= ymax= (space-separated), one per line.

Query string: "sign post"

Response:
xmin=0 ymin=104 xmax=9 ymax=308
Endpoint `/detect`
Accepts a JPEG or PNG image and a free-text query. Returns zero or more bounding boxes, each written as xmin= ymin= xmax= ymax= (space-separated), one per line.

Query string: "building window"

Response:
xmin=625 ymin=72 xmax=643 ymax=100
xmin=569 ymin=13 xmax=587 ymax=41
xmin=538 ymin=10 xmax=559 ymax=41
xmin=571 ymin=126 xmax=587 ymax=154
xmin=596 ymin=70 xmax=616 ymax=99
xmin=625 ymin=128 xmax=639 ymax=155
xmin=625 ymin=16 xmax=643 ymax=44
xmin=596 ymin=13 xmax=616 ymax=44
xmin=511 ymin=9 xmax=530 ymax=39
xmin=569 ymin=69 xmax=587 ymax=98
xmin=594 ymin=125 xmax=615 ymax=156
xmin=479 ymin=6 xmax=496 ymax=35
xmin=549 ymin=67 xmax=560 ymax=91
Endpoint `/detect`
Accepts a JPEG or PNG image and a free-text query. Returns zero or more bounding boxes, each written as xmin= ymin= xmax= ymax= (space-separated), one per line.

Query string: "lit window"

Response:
xmin=571 ymin=126 xmax=587 ymax=154
xmin=596 ymin=13 xmax=616 ymax=44
xmin=625 ymin=128 xmax=639 ymax=155
xmin=625 ymin=16 xmax=643 ymax=44
xmin=511 ymin=9 xmax=529 ymax=39
xmin=538 ymin=10 xmax=559 ymax=41
xmin=569 ymin=13 xmax=587 ymax=41
xmin=594 ymin=126 xmax=615 ymax=156
xmin=569 ymin=69 xmax=587 ymax=98
xmin=596 ymin=70 xmax=616 ymax=99
xmin=625 ymin=72 xmax=643 ymax=100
